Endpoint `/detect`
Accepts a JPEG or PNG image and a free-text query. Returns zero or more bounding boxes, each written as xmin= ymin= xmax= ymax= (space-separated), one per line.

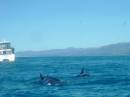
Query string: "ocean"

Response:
xmin=0 ymin=56 xmax=130 ymax=97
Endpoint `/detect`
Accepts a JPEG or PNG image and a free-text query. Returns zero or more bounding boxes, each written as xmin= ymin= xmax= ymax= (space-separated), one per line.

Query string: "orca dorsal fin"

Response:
xmin=40 ymin=73 xmax=44 ymax=80
xmin=80 ymin=68 xmax=85 ymax=74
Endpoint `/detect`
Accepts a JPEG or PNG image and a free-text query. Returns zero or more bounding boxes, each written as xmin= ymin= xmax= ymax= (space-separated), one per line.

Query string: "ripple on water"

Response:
xmin=0 ymin=56 xmax=130 ymax=97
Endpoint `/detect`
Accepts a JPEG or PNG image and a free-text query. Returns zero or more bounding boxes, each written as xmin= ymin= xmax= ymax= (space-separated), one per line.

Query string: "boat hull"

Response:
xmin=0 ymin=54 xmax=15 ymax=62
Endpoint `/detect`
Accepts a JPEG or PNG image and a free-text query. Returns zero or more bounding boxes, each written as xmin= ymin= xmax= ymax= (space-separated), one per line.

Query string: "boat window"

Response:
xmin=1 ymin=51 xmax=12 ymax=55
xmin=3 ymin=51 xmax=6 ymax=55
xmin=0 ymin=43 xmax=11 ymax=49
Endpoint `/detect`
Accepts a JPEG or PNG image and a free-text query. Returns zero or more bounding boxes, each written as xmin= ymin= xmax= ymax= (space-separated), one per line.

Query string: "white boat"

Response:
xmin=0 ymin=41 xmax=15 ymax=62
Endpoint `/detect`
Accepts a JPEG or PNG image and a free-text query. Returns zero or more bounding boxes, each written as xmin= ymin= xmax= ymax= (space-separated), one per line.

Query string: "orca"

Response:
xmin=76 ymin=68 xmax=89 ymax=77
xmin=39 ymin=73 xmax=62 ymax=86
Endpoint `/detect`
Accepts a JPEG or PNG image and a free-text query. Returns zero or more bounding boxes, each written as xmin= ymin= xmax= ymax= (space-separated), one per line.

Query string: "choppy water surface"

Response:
xmin=0 ymin=56 xmax=130 ymax=97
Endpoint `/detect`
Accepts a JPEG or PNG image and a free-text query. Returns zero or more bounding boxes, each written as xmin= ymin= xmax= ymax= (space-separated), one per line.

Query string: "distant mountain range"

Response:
xmin=16 ymin=42 xmax=130 ymax=57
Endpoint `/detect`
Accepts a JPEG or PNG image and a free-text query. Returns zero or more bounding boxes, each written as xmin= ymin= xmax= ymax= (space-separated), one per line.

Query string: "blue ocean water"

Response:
xmin=0 ymin=56 xmax=130 ymax=97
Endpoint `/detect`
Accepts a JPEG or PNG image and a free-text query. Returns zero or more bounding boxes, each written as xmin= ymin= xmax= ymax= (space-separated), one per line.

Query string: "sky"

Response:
xmin=0 ymin=0 xmax=130 ymax=51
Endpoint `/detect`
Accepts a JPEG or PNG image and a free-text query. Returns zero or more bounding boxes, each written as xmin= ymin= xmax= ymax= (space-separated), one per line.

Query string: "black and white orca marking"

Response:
xmin=40 ymin=73 xmax=62 ymax=86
